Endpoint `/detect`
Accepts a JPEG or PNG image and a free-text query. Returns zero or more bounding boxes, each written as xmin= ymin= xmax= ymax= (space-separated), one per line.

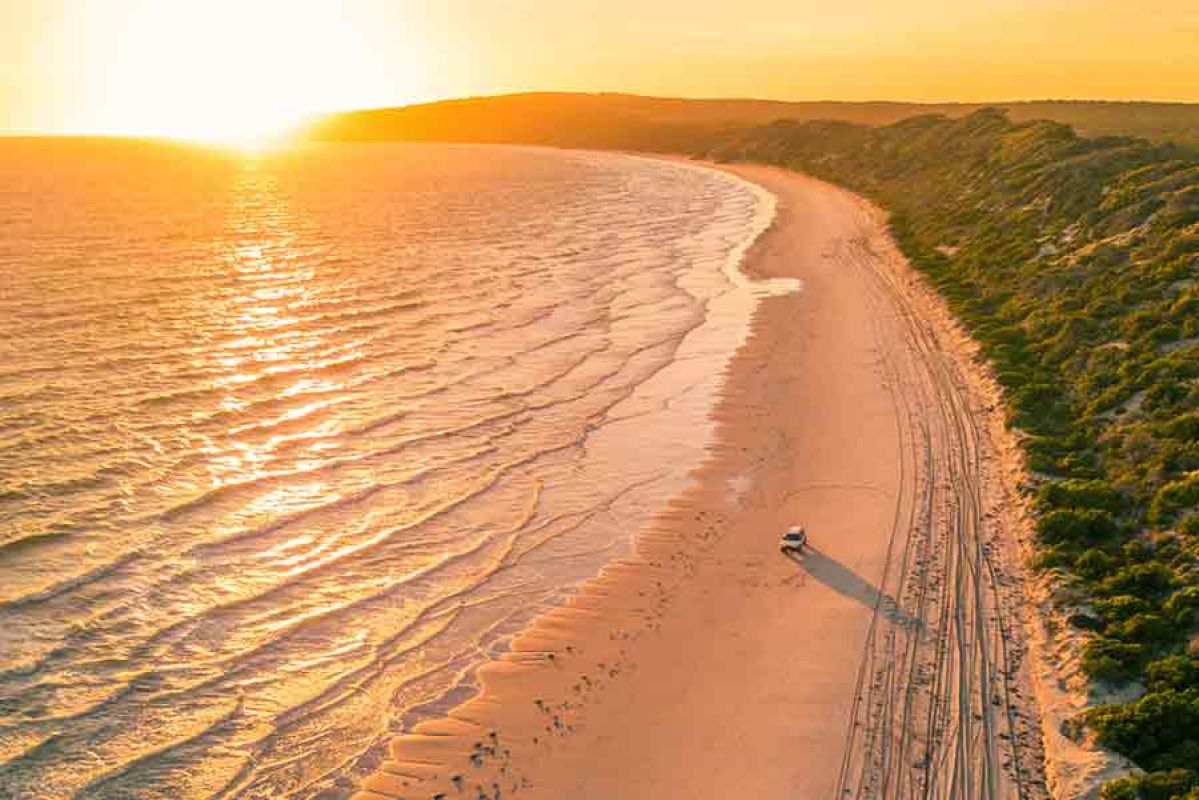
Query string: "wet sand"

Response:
xmin=353 ymin=164 xmax=1048 ymax=800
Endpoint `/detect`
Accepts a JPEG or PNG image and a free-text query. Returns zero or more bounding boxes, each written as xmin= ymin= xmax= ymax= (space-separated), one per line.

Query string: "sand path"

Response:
xmin=353 ymin=165 xmax=1048 ymax=800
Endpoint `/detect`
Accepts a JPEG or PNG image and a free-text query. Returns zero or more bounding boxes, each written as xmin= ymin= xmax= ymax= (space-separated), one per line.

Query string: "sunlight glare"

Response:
xmin=97 ymin=0 xmax=389 ymax=146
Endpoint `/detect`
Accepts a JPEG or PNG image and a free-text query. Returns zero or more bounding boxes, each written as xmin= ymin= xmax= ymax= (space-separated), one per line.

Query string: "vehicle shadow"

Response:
xmin=783 ymin=547 xmax=920 ymax=630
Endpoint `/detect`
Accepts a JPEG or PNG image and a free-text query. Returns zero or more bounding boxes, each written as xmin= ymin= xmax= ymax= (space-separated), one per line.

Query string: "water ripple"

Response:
xmin=0 ymin=141 xmax=789 ymax=799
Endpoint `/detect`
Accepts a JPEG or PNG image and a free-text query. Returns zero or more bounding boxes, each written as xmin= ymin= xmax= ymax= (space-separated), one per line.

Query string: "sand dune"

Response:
xmin=352 ymin=163 xmax=1049 ymax=800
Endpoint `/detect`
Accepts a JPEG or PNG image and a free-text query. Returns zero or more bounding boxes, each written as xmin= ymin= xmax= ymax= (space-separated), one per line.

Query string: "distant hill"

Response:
xmin=306 ymin=92 xmax=1199 ymax=150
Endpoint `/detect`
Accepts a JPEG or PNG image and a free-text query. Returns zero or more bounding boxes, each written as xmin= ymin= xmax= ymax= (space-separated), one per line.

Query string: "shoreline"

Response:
xmin=353 ymin=160 xmax=1052 ymax=800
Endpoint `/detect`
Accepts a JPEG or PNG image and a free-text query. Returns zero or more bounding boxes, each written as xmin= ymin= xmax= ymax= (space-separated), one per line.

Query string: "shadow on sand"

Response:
xmin=784 ymin=547 xmax=919 ymax=630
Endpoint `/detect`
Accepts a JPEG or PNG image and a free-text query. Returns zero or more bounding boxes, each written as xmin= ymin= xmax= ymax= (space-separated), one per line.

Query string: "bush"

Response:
xmin=1107 ymin=613 xmax=1179 ymax=646
xmin=1139 ymin=769 xmax=1197 ymax=800
xmin=1161 ymin=412 xmax=1199 ymax=442
xmin=1031 ymin=545 xmax=1075 ymax=571
xmin=1124 ymin=539 xmax=1155 ymax=562
xmin=1101 ymin=563 xmax=1178 ymax=596
xmin=1144 ymin=382 xmax=1190 ymax=415
xmin=1015 ymin=382 xmax=1067 ymax=424
xmin=1145 ymin=655 xmax=1199 ymax=692
xmin=1099 ymin=777 xmax=1139 ymax=800
xmin=1180 ymin=515 xmax=1199 ymax=537
xmin=1097 ymin=772 xmax=1199 ymax=800
xmin=1038 ymin=508 xmax=1121 ymax=545
xmin=1164 ymin=586 xmax=1199 ymax=626
xmin=1151 ymin=473 xmax=1199 ymax=522
xmin=1090 ymin=689 xmax=1199 ymax=770
xmin=1077 ymin=547 xmax=1116 ymax=579
xmin=1127 ymin=769 xmax=1198 ymax=800
xmin=1038 ymin=479 xmax=1128 ymax=514
xmin=1162 ymin=443 xmax=1199 ymax=475
xmin=1083 ymin=638 xmax=1147 ymax=683
xmin=1096 ymin=594 xmax=1151 ymax=621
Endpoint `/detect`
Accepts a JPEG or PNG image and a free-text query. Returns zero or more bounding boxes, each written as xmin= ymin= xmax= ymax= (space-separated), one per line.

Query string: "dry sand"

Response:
xmin=353 ymin=164 xmax=1051 ymax=800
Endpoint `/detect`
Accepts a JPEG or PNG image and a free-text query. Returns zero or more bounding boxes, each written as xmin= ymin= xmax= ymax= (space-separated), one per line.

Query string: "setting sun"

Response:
xmin=91 ymin=1 xmax=389 ymax=144
xmin=6 ymin=1 xmax=1199 ymax=139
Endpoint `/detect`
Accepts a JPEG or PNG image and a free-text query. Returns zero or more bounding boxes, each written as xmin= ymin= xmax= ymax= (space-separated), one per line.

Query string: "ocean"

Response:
xmin=0 ymin=140 xmax=792 ymax=798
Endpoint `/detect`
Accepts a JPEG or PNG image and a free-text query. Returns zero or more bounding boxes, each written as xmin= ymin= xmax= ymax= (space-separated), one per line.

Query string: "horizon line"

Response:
xmin=6 ymin=90 xmax=1199 ymax=138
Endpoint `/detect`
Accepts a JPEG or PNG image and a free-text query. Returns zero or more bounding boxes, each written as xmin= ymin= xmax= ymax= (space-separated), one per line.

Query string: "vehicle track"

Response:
xmin=831 ymin=203 xmax=1048 ymax=800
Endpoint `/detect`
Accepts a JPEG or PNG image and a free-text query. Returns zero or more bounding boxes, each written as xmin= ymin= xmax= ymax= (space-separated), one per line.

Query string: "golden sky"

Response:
xmin=5 ymin=0 xmax=1199 ymax=139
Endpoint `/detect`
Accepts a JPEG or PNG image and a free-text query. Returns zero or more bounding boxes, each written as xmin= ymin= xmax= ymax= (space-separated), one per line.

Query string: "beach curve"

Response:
xmin=351 ymin=162 xmax=1050 ymax=800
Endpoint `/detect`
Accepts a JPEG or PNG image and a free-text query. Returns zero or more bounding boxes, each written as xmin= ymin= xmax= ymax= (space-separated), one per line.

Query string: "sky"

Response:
xmin=4 ymin=0 xmax=1199 ymax=139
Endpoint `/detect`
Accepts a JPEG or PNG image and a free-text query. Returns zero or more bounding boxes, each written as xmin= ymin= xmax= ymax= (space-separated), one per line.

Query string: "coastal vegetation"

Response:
xmin=707 ymin=110 xmax=1199 ymax=798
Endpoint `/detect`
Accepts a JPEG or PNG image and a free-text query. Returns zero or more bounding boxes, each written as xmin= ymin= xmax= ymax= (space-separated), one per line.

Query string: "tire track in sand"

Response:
xmin=832 ymin=198 xmax=1048 ymax=800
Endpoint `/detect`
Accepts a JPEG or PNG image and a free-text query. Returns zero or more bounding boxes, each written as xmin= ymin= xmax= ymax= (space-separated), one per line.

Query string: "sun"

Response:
xmin=95 ymin=1 xmax=386 ymax=147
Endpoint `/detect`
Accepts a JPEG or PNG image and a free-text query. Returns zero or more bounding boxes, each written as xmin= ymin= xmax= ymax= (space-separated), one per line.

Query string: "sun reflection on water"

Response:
xmin=203 ymin=163 xmax=340 ymax=507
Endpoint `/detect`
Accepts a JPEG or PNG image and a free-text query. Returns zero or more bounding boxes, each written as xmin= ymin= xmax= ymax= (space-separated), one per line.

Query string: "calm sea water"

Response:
xmin=0 ymin=140 xmax=792 ymax=799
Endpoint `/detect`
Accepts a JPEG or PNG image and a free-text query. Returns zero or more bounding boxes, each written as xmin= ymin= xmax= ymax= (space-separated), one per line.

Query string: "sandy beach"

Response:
xmin=353 ymin=163 xmax=1049 ymax=800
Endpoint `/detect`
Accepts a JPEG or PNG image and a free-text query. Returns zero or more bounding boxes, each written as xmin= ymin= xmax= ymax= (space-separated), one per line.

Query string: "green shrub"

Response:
xmin=1077 ymin=548 xmax=1116 ymax=579
xmin=1151 ymin=473 xmax=1199 ymax=522
xmin=1101 ymin=563 xmax=1178 ymax=596
xmin=1146 ymin=656 xmax=1199 ymax=692
xmin=1091 ymin=689 xmax=1199 ymax=770
xmin=1031 ymin=546 xmax=1075 ymax=571
xmin=1134 ymin=769 xmax=1198 ymax=800
xmin=1164 ymin=586 xmax=1199 ymax=626
xmin=1038 ymin=508 xmax=1121 ymax=545
xmin=1107 ymin=613 xmax=1179 ymax=646
xmin=1161 ymin=412 xmax=1199 ymax=442
xmin=1096 ymin=595 xmax=1151 ymax=621
xmin=1015 ymin=382 xmax=1068 ymax=423
xmin=1038 ymin=479 xmax=1128 ymax=513
xmin=1083 ymin=638 xmax=1147 ymax=683
xmin=1099 ymin=771 xmax=1199 ymax=800
xmin=1099 ymin=777 xmax=1139 ymax=800
xmin=1145 ymin=382 xmax=1190 ymax=415
xmin=1162 ymin=443 xmax=1199 ymax=475
xmin=1124 ymin=539 xmax=1154 ymax=562
xmin=1141 ymin=769 xmax=1197 ymax=800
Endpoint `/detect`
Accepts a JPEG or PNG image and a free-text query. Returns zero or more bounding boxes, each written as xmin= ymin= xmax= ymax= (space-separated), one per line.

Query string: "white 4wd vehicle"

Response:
xmin=780 ymin=525 xmax=807 ymax=553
